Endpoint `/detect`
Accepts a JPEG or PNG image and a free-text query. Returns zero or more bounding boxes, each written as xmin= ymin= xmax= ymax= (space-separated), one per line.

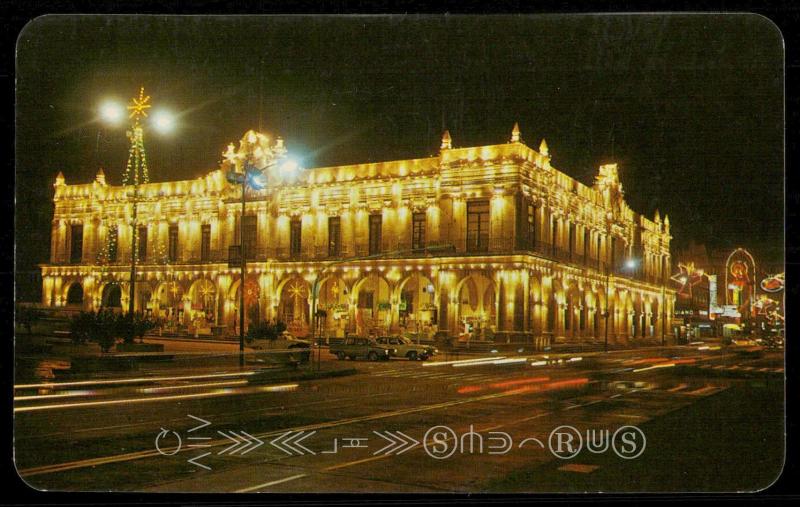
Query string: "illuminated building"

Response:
xmin=41 ymin=125 xmax=675 ymax=347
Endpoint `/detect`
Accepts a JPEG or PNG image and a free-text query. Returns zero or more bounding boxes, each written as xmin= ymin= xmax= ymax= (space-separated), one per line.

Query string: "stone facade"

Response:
xmin=42 ymin=126 xmax=675 ymax=346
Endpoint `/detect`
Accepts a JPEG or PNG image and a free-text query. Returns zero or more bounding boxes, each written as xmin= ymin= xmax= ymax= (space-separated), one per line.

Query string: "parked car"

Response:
xmin=329 ymin=336 xmax=395 ymax=361
xmin=376 ymin=336 xmax=437 ymax=360
xmin=250 ymin=331 xmax=312 ymax=363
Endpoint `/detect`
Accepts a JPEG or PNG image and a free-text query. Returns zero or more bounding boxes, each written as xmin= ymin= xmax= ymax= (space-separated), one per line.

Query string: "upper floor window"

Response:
xmin=412 ymin=212 xmax=426 ymax=251
xmin=328 ymin=217 xmax=341 ymax=257
xmin=568 ymin=222 xmax=576 ymax=257
xmin=69 ymin=224 xmax=83 ymax=264
xmin=201 ymin=224 xmax=211 ymax=261
xmin=466 ymin=200 xmax=490 ymax=252
xmin=242 ymin=215 xmax=257 ymax=259
xmin=137 ymin=225 xmax=148 ymax=262
xmin=369 ymin=214 xmax=382 ymax=255
xmin=583 ymin=229 xmax=590 ymax=261
xmin=290 ymin=218 xmax=302 ymax=257
xmin=168 ymin=224 xmax=179 ymax=262
xmin=526 ymin=203 xmax=536 ymax=248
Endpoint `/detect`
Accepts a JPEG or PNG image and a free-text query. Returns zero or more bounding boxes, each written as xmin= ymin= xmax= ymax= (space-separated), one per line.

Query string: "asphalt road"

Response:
xmin=13 ymin=343 xmax=785 ymax=493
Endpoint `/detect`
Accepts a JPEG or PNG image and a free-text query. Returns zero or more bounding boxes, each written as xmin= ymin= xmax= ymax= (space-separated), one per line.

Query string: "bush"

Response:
xmin=69 ymin=310 xmax=118 ymax=352
xmin=115 ymin=313 xmax=160 ymax=344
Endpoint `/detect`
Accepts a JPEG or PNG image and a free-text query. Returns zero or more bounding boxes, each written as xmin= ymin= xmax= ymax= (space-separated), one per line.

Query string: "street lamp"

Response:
xmin=99 ymin=88 xmax=175 ymax=316
xmin=224 ymin=136 xmax=292 ymax=367
xmin=99 ymin=100 xmax=125 ymax=125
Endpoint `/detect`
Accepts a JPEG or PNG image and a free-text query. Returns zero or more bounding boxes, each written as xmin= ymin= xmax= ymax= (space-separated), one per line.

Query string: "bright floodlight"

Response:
xmin=152 ymin=109 xmax=176 ymax=134
xmin=280 ymin=158 xmax=299 ymax=174
xmin=99 ymin=100 xmax=124 ymax=125
xmin=625 ymin=259 xmax=637 ymax=269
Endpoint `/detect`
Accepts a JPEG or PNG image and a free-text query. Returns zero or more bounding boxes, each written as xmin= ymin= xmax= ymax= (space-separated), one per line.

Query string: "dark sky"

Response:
xmin=15 ymin=14 xmax=784 ymax=297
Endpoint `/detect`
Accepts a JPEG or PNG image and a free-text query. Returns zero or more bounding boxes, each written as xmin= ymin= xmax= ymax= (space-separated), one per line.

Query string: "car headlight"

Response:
xmin=385 ymin=349 xmax=390 ymax=354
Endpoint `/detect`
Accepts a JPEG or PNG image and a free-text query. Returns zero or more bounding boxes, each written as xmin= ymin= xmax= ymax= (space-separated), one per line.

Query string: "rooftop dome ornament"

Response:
xmin=440 ymin=130 xmax=452 ymax=150
xmin=96 ymin=168 xmax=106 ymax=185
xmin=539 ymin=138 xmax=549 ymax=157
xmin=55 ymin=171 xmax=65 ymax=186
xmin=510 ymin=122 xmax=521 ymax=143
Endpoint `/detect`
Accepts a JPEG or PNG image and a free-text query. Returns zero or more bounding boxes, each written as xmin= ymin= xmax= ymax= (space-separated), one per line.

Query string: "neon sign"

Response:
xmin=760 ymin=273 xmax=784 ymax=293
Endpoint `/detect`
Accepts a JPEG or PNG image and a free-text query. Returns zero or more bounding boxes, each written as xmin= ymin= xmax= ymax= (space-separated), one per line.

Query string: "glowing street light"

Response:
xmin=151 ymin=109 xmax=176 ymax=134
xmin=625 ymin=259 xmax=638 ymax=270
xmin=99 ymin=100 xmax=125 ymax=125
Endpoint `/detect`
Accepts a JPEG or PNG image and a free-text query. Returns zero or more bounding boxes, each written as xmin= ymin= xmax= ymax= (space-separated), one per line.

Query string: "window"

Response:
xmin=107 ymin=225 xmax=118 ymax=262
xmin=69 ymin=224 xmax=83 ymax=263
xmin=466 ymin=200 xmax=490 ymax=252
xmin=412 ymin=212 xmax=426 ymax=251
xmin=290 ymin=218 xmax=302 ymax=257
xmin=551 ymin=218 xmax=558 ymax=250
xmin=527 ymin=203 xmax=536 ymax=248
xmin=611 ymin=236 xmax=617 ymax=270
xmin=369 ymin=214 xmax=382 ymax=255
xmin=584 ymin=229 xmax=590 ymax=262
xmin=137 ymin=226 xmax=148 ymax=261
xmin=568 ymin=222 xmax=575 ymax=258
xmin=328 ymin=217 xmax=341 ymax=257
xmin=168 ymin=224 xmax=179 ymax=262
xmin=201 ymin=224 xmax=211 ymax=261
xmin=242 ymin=215 xmax=257 ymax=259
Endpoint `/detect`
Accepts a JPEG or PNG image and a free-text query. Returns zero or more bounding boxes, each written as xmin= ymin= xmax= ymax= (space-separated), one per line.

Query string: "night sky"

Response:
xmin=15 ymin=15 xmax=784 ymax=299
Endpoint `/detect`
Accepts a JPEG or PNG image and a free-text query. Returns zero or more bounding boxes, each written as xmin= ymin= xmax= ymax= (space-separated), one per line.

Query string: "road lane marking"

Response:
xmin=235 ymin=473 xmax=308 ymax=493
xmin=14 ymin=383 xmax=298 ymax=413
xmin=18 ymin=376 xmax=587 ymax=477
xmin=14 ymin=371 xmax=258 ymax=390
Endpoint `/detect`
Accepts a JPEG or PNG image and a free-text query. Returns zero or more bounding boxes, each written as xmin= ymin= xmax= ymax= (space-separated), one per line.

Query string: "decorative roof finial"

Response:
xmin=55 ymin=171 xmax=65 ymax=186
xmin=440 ymin=130 xmax=452 ymax=150
xmin=539 ymin=138 xmax=549 ymax=157
xmin=510 ymin=122 xmax=521 ymax=143
xmin=664 ymin=214 xmax=670 ymax=228
xmin=96 ymin=168 xmax=106 ymax=185
xmin=654 ymin=209 xmax=661 ymax=223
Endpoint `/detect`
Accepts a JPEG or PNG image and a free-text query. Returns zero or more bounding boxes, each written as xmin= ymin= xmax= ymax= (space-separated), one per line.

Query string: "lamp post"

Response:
xmin=98 ymin=88 xmax=174 ymax=316
xmin=224 ymin=135 xmax=290 ymax=367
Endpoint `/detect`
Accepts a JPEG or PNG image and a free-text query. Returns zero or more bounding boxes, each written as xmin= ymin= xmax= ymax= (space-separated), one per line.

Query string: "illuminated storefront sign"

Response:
xmin=760 ymin=273 xmax=784 ymax=293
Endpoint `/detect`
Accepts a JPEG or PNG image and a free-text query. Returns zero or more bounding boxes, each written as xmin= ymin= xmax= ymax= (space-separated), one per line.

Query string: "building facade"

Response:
xmin=41 ymin=125 xmax=675 ymax=347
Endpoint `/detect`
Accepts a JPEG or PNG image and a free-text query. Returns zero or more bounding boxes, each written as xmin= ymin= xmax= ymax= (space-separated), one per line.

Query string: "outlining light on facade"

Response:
xmin=43 ymin=123 xmax=675 ymax=347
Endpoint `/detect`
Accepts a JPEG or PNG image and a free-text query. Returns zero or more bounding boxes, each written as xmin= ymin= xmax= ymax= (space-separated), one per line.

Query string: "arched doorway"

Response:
xmin=277 ymin=277 xmax=310 ymax=337
xmin=456 ymin=273 xmax=496 ymax=340
xmin=316 ymin=276 xmax=350 ymax=338
xmin=154 ymin=280 xmax=183 ymax=325
xmin=352 ymin=274 xmax=391 ymax=337
xmin=66 ymin=282 xmax=83 ymax=306
xmin=189 ymin=278 xmax=217 ymax=328
xmin=397 ymin=273 xmax=437 ymax=340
